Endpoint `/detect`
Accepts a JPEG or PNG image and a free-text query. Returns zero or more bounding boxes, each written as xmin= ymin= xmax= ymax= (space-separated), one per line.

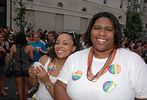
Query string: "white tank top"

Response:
xmin=36 ymin=58 xmax=57 ymax=100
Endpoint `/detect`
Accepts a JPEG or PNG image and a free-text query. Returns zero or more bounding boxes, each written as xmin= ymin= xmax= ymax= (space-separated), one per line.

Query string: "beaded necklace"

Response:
xmin=87 ymin=47 xmax=117 ymax=82
xmin=48 ymin=58 xmax=58 ymax=71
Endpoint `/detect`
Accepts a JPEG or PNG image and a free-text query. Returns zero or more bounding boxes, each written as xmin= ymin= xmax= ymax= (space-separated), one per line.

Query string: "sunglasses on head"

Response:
xmin=59 ymin=31 xmax=76 ymax=40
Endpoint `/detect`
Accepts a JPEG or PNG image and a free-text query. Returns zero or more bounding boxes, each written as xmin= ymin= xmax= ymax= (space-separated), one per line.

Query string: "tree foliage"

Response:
xmin=13 ymin=0 xmax=27 ymax=31
xmin=124 ymin=10 xmax=143 ymax=41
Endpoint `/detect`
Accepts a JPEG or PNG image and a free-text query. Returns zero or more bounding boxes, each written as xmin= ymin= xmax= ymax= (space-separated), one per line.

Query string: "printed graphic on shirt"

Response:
xmin=108 ymin=64 xmax=121 ymax=74
xmin=103 ymin=81 xmax=117 ymax=93
xmin=72 ymin=71 xmax=82 ymax=81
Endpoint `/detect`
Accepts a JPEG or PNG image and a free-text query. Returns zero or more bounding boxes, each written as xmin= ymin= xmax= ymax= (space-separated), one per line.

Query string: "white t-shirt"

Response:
xmin=36 ymin=58 xmax=57 ymax=100
xmin=57 ymin=47 xmax=147 ymax=100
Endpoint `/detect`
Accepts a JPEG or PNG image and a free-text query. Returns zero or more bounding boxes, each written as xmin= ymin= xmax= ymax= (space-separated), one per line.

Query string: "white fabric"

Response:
xmin=36 ymin=58 xmax=57 ymax=100
xmin=57 ymin=47 xmax=147 ymax=100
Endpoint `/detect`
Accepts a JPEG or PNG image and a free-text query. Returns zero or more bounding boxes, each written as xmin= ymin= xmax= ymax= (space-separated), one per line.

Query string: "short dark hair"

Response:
xmin=86 ymin=12 xmax=122 ymax=48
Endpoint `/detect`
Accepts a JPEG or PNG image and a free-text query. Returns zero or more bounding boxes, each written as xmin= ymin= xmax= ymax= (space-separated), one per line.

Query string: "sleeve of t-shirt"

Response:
xmin=134 ymin=54 xmax=147 ymax=98
xmin=41 ymin=43 xmax=47 ymax=51
xmin=57 ymin=56 xmax=74 ymax=84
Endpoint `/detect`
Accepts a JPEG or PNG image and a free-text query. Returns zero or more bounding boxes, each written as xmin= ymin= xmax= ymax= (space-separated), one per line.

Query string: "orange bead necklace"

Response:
xmin=87 ymin=47 xmax=117 ymax=82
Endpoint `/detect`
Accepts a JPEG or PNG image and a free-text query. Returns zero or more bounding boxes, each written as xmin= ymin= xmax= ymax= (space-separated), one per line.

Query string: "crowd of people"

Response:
xmin=0 ymin=12 xmax=147 ymax=100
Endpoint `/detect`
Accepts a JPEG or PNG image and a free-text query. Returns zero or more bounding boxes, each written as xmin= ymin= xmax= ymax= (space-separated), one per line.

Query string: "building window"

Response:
xmin=134 ymin=0 xmax=141 ymax=5
xmin=144 ymin=0 xmax=147 ymax=3
xmin=103 ymin=0 xmax=107 ymax=4
xmin=26 ymin=0 xmax=33 ymax=2
xmin=134 ymin=0 xmax=138 ymax=5
xmin=137 ymin=8 xmax=140 ymax=12
xmin=143 ymin=7 xmax=146 ymax=12
xmin=0 ymin=7 xmax=6 ymax=13
xmin=57 ymin=2 xmax=63 ymax=7
xmin=138 ymin=0 xmax=141 ymax=4
xmin=82 ymin=7 xmax=87 ymax=12
xmin=128 ymin=2 xmax=131 ymax=6
xmin=120 ymin=0 xmax=123 ymax=8
xmin=119 ymin=15 xmax=122 ymax=19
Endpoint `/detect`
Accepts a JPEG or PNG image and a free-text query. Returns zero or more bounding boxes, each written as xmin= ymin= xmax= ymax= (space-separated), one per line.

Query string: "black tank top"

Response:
xmin=13 ymin=45 xmax=31 ymax=71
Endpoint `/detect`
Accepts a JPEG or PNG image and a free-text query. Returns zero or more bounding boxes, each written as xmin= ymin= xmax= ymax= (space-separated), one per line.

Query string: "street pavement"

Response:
xmin=0 ymin=74 xmax=35 ymax=100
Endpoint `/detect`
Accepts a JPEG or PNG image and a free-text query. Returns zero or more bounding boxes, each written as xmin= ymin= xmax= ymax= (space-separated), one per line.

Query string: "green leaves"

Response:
xmin=13 ymin=0 xmax=27 ymax=31
xmin=124 ymin=10 xmax=143 ymax=40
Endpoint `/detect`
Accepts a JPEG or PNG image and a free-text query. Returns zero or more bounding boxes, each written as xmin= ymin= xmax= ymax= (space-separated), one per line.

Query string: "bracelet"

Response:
xmin=46 ymin=84 xmax=52 ymax=89
xmin=30 ymin=76 xmax=37 ymax=79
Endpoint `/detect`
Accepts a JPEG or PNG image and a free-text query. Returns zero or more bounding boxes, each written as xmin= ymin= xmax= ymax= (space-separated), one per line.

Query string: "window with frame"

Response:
xmin=134 ymin=0 xmax=138 ymax=5
xmin=137 ymin=8 xmax=140 ymax=12
xmin=120 ymin=0 xmax=123 ymax=8
xmin=82 ymin=7 xmax=87 ymax=12
xmin=104 ymin=0 xmax=107 ymax=4
xmin=26 ymin=0 xmax=33 ymax=2
xmin=57 ymin=2 xmax=63 ymax=7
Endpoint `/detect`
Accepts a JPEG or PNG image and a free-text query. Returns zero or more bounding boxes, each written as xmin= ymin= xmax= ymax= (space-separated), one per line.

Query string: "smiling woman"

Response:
xmin=28 ymin=32 xmax=79 ymax=100
xmin=90 ymin=17 xmax=115 ymax=58
xmin=54 ymin=12 xmax=147 ymax=100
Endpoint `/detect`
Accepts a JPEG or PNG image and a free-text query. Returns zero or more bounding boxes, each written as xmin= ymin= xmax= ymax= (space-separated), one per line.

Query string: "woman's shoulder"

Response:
xmin=73 ymin=48 xmax=90 ymax=55
xmin=118 ymin=48 xmax=139 ymax=56
xmin=69 ymin=47 xmax=91 ymax=59
xmin=117 ymin=48 xmax=142 ymax=60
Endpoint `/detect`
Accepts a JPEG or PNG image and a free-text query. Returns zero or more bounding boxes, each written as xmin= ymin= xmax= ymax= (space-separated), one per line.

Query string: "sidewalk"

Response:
xmin=0 ymin=74 xmax=35 ymax=100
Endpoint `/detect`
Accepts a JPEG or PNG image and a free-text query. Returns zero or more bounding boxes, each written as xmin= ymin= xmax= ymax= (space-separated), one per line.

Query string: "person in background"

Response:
xmin=28 ymin=34 xmax=34 ymax=43
xmin=79 ymin=33 xmax=89 ymax=50
xmin=37 ymin=29 xmax=44 ymax=41
xmin=28 ymin=32 xmax=79 ymax=100
xmin=24 ymin=23 xmax=29 ymax=33
xmin=45 ymin=31 xmax=56 ymax=52
xmin=142 ymin=41 xmax=147 ymax=64
xmin=54 ymin=12 xmax=147 ymax=100
xmin=10 ymin=32 xmax=33 ymax=100
xmin=29 ymin=33 xmax=46 ymax=63
xmin=28 ymin=33 xmax=47 ymax=94
xmin=28 ymin=23 xmax=33 ymax=30
xmin=5 ymin=34 xmax=14 ymax=76
xmin=0 ymin=34 xmax=7 ymax=96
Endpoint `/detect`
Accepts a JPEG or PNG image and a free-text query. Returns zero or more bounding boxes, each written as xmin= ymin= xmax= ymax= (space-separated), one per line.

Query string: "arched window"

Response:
xmin=104 ymin=0 xmax=107 ymax=4
xmin=57 ymin=2 xmax=63 ymax=7
xmin=119 ymin=15 xmax=122 ymax=19
xmin=82 ymin=7 xmax=87 ymax=12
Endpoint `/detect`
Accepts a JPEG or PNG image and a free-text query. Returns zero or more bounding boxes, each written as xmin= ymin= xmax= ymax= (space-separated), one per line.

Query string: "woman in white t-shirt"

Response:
xmin=28 ymin=32 xmax=79 ymax=100
xmin=55 ymin=12 xmax=147 ymax=100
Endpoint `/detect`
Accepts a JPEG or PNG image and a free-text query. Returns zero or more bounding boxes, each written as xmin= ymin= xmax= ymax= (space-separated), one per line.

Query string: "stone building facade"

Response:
xmin=6 ymin=0 xmax=127 ymax=33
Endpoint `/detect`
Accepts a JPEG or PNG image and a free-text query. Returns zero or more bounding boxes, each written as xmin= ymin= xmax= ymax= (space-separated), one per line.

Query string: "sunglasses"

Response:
xmin=59 ymin=31 xmax=76 ymax=40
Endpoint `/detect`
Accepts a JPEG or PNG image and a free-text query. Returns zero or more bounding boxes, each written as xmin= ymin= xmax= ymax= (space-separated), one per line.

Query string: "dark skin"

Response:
xmin=54 ymin=17 xmax=147 ymax=100
xmin=136 ymin=99 xmax=147 ymax=100
xmin=55 ymin=80 xmax=71 ymax=100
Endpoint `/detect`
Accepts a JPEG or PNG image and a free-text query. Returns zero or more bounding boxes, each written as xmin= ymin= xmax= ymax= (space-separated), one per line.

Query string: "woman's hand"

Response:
xmin=28 ymin=65 xmax=37 ymax=78
xmin=0 ymin=46 xmax=6 ymax=53
xmin=34 ymin=65 xmax=51 ymax=85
